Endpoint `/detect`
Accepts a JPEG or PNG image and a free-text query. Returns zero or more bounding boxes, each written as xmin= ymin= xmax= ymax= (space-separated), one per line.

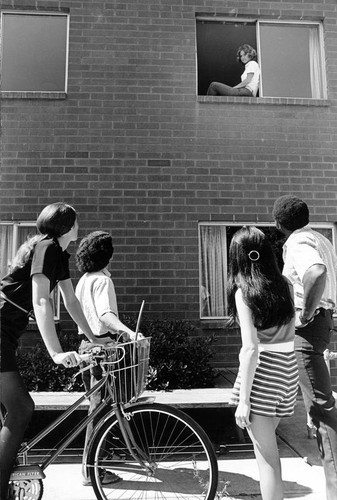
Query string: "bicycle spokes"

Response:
xmin=87 ymin=403 xmax=218 ymax=500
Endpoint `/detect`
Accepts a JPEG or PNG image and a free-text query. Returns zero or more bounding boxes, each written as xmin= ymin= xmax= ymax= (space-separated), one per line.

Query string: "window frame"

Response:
xmin=0 ymin=10 xmax=70 ymax=95
xmin=196 ymin=16 xmax=328 ymax=100
xmin=198 ymin=221 xmax=337 ymax=320
xmin=0 ymin=221 xmax=61 ymax=320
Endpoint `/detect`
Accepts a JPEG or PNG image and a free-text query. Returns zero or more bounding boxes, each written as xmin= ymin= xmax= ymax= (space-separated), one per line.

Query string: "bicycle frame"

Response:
xmin=10 ymin=337 xmax=155 ymax=487
xmin=8 ymin=337 xmax=219 ymax=500
xmin=16 ymin=376 xmax=113 ymax=471
xmin=15 ymin=378 xmax=153 ymax=474
xmin=113 ymin=404 xmax=155 ymax=470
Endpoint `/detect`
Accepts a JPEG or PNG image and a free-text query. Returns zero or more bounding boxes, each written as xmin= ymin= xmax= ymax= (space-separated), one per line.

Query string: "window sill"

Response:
xmin=1 ymin=92 xmax=67 ymax=100
xmin=199 ymin=319 xmax=240 ymax=332
xmin=198 ymin=96 xmax=330 ymax=107
xmin=27 ymin=320 xmax=60 ymax=328
xmin=200 ymin=319 xmax=227 ymax=328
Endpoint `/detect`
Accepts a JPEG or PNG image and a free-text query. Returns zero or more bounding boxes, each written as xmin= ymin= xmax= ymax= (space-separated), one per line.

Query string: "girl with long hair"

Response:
xmin=0 ymin=202 xmax=108 ymax=499
xmin=228 ymin=226 xmax=298 ymax=500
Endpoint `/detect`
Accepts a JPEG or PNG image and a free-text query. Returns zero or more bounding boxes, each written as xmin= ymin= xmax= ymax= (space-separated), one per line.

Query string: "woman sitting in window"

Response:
xmin=207 ymin=44 xmax=260 ymax=97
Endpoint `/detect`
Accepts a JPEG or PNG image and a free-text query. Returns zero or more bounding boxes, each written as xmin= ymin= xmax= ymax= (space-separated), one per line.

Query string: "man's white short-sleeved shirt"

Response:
xmin=75 ymin=268 xmax=118 ymax=336
xmin=282 ymin=225 xmax=337 ymax=310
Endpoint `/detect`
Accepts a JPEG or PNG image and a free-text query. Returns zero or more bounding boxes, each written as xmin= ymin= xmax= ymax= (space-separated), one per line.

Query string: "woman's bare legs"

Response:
xmin=247 ymin=414 xmax=283 ymax=500
xmin=0 ymin=371 xmax=34 ymax=499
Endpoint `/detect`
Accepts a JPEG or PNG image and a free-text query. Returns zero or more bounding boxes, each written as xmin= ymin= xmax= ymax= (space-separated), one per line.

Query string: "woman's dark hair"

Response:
xmin=227 ymin=226 xmax=294 ymax=330
xmin=76 ymin=231 xmax=114 ymax=273
xmin=10 ymin=202 xmax=77 ymax=272
xmin=11 ymin=234 xmax=44 ymax=272
xmin=36 ymin=202 xmax=77 ymax=238
xmin=237 ymin=44 xmax=257 ymax=63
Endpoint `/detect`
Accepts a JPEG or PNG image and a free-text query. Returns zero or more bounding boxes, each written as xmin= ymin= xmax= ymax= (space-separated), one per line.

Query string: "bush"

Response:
xmin=17 ymin=331 xmax=83 ymax=392
xmin=17 ymin=317 xmax=216 ymax=392
xmin=129 ymin=316 xmax=216 ymax=390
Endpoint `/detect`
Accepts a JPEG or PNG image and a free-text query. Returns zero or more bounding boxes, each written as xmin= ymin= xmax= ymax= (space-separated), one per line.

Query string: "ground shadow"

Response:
xmin=217 ymin=470 xmax=314 ymax=498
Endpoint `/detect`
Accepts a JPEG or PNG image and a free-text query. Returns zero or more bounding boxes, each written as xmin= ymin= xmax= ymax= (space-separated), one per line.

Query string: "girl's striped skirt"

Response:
xmin=230 ymin=350 xmax=299 ymax=418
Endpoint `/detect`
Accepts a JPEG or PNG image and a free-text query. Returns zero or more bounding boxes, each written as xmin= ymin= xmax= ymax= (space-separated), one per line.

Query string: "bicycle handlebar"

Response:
xmin=78 ymin=353 xmax=92 ymax=362
xmin=72 ymin=342 xmax=127 ymax=378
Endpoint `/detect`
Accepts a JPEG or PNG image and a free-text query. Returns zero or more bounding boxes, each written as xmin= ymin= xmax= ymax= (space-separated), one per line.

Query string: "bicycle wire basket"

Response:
xmin=104 ymin=338 xmax=151 ymax=404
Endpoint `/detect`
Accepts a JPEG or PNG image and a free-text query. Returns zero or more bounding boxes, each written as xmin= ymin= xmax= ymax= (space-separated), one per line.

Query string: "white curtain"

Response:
xmin=200 ymin=225 xmax=227 ymax=318
xmin=0 ymin=224 xmax=37 ymax=278
xmin=309 ymin=28 xmax=322 ymax=99
xmin=0 ymin=225 xmax=14 ymax=279
xmin=17 ymin=226 xmax=37 ymax=248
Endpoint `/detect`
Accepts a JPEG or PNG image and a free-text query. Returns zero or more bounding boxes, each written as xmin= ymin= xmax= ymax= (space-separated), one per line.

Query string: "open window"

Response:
xmin=0 ymin=222 xmax=60 ymax=320
xmin=199 ymin=222 xmax=336 ymax=319
xmin=1 ymin=11 xmax=69 ymax=93
xmin=196 ymin=17 xmax=327 ymax=99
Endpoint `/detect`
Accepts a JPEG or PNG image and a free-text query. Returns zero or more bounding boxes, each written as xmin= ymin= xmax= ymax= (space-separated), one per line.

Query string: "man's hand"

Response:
xmin=295 ymin=310 xmax=315 ymax=329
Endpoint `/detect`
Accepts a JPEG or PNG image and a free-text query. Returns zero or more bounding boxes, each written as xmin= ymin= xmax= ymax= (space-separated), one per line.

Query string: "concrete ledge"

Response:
xmin=30 ymin=388 xmax=234 ymax=411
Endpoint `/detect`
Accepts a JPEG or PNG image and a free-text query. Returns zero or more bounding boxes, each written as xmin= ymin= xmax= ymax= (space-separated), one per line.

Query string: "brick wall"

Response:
xmin=1 ymin=0 xmax=337 ymax=386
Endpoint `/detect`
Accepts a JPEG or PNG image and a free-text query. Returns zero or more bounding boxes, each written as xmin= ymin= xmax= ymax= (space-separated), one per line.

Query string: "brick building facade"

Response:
xmin=1 ymin=0 xmax=337 ymax=387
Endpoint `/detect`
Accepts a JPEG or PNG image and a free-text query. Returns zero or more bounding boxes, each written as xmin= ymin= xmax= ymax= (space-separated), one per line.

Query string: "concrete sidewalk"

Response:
xmin=219 ymin=398 xmax=326 ymax=499
xmin=41 ymin=456 xmax=325 ymax=500
xmin=40 ymin=456 xmax=325 ymax=500
xmin=37 ymin=399 xmax=326 ymax=500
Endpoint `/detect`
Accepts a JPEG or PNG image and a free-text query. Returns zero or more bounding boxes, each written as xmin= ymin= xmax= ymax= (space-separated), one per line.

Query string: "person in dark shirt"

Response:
xmin=0 ymin=202 xmax=108 ymax=500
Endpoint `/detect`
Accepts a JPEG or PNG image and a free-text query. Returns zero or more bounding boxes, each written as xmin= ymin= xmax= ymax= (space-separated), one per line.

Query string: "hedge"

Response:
xmin=17 ymin=316 xmax=216 ymax=392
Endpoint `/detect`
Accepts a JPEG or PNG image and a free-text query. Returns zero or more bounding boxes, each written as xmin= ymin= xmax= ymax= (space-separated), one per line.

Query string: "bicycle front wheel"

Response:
xmin=87 ymin=402 xmax=218 ymax=500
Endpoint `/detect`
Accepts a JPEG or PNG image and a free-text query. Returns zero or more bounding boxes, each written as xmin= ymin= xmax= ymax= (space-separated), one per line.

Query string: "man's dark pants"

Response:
xmin=295 ymin=308 xmax=337 ymax=500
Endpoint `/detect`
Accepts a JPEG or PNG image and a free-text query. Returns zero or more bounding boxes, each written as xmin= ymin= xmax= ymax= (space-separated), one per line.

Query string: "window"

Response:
xmin=196 ymin=17 xmax=327 ymax=99
xmin=1 ymin=11 xmax=69 ymax=92
xmin=0 ymin=222 xmax=60 ymax=320
xmin=199 ymin=222 xmax=336 ymax=319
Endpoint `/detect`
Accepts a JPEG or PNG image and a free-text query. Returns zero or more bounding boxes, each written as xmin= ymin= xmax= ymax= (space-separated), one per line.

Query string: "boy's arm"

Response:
xmin=100 ymin=311 xmax=137 ymax=340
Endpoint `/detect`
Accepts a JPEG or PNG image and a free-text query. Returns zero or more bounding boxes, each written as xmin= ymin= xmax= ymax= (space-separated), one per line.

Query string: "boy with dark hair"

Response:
xmin=75 ymin=231 xmax=137 ymax=486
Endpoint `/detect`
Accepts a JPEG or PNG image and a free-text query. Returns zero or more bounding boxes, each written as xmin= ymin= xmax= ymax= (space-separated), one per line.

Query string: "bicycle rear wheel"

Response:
xmin=87 ymin=402 xmax=218 ymax=500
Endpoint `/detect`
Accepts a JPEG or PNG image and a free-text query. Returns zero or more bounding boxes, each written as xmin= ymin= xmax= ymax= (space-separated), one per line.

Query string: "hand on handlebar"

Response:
xmin=122 ymin=331 xmax=145 ymax=341
xmin=53 ymin=351 xmax=83 ymax=368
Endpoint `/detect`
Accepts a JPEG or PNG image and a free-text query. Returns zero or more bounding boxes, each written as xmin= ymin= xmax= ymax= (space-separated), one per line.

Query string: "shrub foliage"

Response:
xmin=137 ymin=317 xmax=215 ymax=390
xmin=17 ymin=331 xmax=84 ymax=392
xmin=17 ymin=316 xmax=215 ymax=392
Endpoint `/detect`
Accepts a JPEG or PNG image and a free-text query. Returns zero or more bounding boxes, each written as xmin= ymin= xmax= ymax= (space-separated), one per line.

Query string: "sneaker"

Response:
xmin=83 ymin=471 xmax=122 ymax=486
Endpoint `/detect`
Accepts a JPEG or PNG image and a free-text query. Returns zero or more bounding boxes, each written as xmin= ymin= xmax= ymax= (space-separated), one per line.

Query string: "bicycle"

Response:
xmin=5 ymin=337 xmax=219 ymax=500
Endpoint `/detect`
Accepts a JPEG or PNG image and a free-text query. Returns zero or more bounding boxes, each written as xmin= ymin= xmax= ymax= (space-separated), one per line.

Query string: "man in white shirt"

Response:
xmin=273 ymin=195 xmax=337 ymax=500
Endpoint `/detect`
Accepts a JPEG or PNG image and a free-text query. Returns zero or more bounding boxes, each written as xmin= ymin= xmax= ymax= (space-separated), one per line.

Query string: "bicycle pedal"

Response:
xmin=10 ymin=465 xmax=46 ymax=481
